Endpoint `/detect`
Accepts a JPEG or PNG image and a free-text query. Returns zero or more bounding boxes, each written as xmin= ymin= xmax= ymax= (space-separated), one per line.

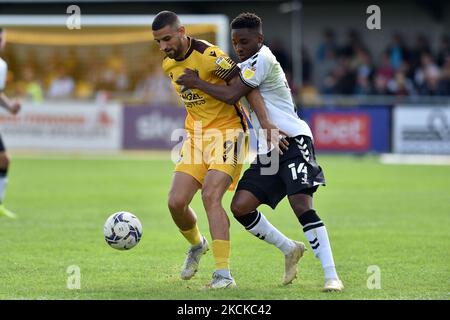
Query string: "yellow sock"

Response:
xmin=212 ymin=240 xmax=230 ymax=270
xmin=179 ymin=224 xmax=202 ymax=246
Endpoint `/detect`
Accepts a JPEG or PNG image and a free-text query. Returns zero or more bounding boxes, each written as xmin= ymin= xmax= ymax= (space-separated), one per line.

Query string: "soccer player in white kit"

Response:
xmin=0 ymin=27 xmax=21 ymax=219
xmin=176 ymin=13 xmax=343 ymax=291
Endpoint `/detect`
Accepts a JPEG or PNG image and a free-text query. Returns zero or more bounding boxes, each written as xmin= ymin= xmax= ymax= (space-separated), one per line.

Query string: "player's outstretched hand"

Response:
xmin=10 ymin=100 xmax=21 ymax=115
xmin=176 ymin=68 xmax=199 ymax=89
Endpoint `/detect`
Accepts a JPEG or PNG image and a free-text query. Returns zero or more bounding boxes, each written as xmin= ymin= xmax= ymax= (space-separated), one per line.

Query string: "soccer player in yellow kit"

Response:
xmin=152 ymin=11 xmax=247 ymax=288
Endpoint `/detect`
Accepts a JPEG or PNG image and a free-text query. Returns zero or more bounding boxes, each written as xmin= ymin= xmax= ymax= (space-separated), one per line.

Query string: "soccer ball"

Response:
xmin=104 ymin=211 xmax=143 ymax=250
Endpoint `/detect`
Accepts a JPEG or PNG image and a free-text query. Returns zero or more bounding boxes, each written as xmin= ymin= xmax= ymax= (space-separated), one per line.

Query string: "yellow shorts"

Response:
xmin=174 ymin=130 xmax=248 ymax=190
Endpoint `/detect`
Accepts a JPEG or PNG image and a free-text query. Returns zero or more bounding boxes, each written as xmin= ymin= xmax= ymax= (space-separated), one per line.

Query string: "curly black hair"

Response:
xmin=230 ymin=12 xmax=262 ymax=30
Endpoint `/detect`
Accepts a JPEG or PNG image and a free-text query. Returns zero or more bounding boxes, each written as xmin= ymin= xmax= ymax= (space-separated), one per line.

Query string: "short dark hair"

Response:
xmin=152 ymin=11 xmax=180 ymax=31
xmin=230 ymin=12 xmax=262 ymax=31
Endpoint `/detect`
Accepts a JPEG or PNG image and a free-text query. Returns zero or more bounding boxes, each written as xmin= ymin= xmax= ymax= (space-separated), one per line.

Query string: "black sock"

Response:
xmin=297 ymin=209 xmax=324 ymax=231
xmin=234 ymin=210 xmax=260 ymax=230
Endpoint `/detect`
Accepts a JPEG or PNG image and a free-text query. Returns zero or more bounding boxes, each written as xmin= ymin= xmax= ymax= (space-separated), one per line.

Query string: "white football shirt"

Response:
xmin=238 ymin=45 xmax=312 ymax=152
xmin=0 ymin=58 xmax=7 ymax=91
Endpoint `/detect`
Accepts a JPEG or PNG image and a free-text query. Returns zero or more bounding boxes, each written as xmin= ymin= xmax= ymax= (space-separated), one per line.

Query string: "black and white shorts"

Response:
xmin=236 ymin=135 xmax=325 ymax=209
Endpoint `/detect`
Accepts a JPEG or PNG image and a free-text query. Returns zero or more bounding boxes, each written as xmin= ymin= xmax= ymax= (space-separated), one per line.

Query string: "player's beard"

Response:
xmin=164 ymin=38 xmax=183 ymax=59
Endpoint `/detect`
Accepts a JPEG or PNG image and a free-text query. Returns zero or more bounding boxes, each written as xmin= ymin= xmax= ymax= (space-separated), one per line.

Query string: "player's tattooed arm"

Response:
xmin=176 ymin=68 xmax=250 ymax=105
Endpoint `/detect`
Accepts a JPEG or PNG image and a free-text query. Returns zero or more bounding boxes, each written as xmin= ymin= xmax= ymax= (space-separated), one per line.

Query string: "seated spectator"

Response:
xmin=354 ymin=48 xmax=374 ymax=95
xmin=437 ymin=35 xmax=450 ymax=68
xmin=340 ymin=29 xmax=362 ymax=58
xmin=115 ymin=65 xmax=130 ymax=92
xmin=22 ymin=66 xmax=44 ymax=103
xmin=410 ymin=34 xmax=431 ymax=71
xmin=316 ymin=28 xmax=338 ymax=63
xmin=317 ymin=46 xmax=338 ymax=92
xmin=387 ymin=71 xmax=416 ymax=96
xmin=75 ymin=76 xmax=95 ymax=100
xmin=387 ymin=33 xmax=409 ymax=71
xmin=47 ymin=66 xmax=75 ymax=99
xmin=415 ymin=53 xmax=441 ymax=95
xmin=333 ymin=57 xmax=356 ymax=94
xmin=372 ymin=52 xmax=395 ymax=94
xmin=437 ymin=55 xmax=450 ymax=95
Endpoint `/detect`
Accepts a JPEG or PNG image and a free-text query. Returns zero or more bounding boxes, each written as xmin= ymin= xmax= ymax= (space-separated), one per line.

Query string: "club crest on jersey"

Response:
xmin=243 ymin=67 xmax=256 ymax=79
xmin=215 ymin=57 xmax=232 ymax=70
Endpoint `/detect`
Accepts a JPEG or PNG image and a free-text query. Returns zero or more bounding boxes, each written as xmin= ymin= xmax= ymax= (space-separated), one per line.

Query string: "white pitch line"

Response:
xmin=380 ymin=153 xmax=450 ymax=166
xmin=10 ymin=150 xmax=173 ymax=161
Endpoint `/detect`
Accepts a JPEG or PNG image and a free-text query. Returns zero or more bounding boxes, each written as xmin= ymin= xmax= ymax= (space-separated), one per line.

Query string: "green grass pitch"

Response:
xmin=0 ymin=153 xmax=448 ymax=300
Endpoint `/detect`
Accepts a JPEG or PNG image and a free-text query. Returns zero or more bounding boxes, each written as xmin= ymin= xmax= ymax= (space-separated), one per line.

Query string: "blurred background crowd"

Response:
xmin=2 ymin=29 xmax=449 ymax=105
xmin=1 ymin=0 xmax=449 ymax=106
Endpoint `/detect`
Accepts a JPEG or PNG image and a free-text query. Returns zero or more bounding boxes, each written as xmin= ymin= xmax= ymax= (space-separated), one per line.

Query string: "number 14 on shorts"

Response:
xmin=288 ymin=162 xmax=308 ymax=183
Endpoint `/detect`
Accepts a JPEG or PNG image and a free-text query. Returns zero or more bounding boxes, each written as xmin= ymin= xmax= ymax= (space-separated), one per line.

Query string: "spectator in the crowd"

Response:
xmin=316 ymin=46 xmax=338 ymax=92
xmin=372 ymin=52 xmax=394 ymax=95
xmin=437 ymin=35 xmax=450 ymax=68
xmin=437 ymin=55 xmax=450 ymax=95
xmin=115 ymin=65 xmax=130 ymax=92
xmin=332 ymin=56 xmax=356 ymax=94
xmin=75 ymin=73 xmax=96 ymax=100
xmin=95 ymin=48 xmax=127 ymax=94
xmin=387 ymin=70 xmax=416 ymax=96
xmin=4 ymin=29 xmax=450 ymax=101
xmin=354 ymin=49 xmax=374 ymax=95
xmin=410 ymin=34 xmax=431 ymax=72
xmin=106 ymin=48 xmax=126 ymax=73
xmin=22 ymin=66 xmax=43 ymax=103
xmin=47 ymin=66 xmax=75 ymax=99
xmin=97 ymin=60 xmax=116 ymax=92
xmin=316 ymin=28 xmax=338 ymax=63
xmin=415 ymin=52 xmax=441 ymax=95
xmin=321 ymin=71 xmax=337 ymax=94
xmin=387 ymin=33 xmax=409 ymax=71
xmin=340 ymin=29 xmax=364 ymax=58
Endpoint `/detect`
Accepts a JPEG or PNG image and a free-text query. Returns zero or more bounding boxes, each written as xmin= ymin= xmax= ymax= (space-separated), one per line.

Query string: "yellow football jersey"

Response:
xmin=162 ymin=37 xmax=247 ymax=135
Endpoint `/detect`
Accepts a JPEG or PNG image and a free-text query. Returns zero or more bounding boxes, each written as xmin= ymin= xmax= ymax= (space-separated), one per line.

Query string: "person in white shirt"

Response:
xmin=0 ymin=27 xmax=21 ymax=219
xmin=176 ymin=13 xmax=343 ymax=292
